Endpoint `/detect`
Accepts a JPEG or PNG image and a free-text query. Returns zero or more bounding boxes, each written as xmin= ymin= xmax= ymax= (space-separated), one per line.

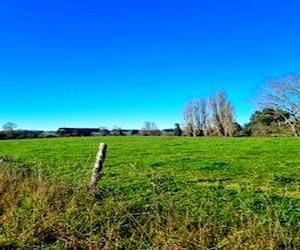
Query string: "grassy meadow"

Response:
xmin=0 ymin=136 xmax=300 ymax=249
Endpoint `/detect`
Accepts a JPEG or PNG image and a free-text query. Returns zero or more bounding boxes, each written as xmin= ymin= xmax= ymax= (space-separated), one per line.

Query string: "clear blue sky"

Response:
xmin=1 ymin=0 xmax=300 ymax=130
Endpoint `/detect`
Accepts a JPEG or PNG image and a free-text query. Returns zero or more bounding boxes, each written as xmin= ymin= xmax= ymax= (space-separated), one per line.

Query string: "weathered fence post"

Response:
xmin=90 ymin=143 xmax=107 ymax=191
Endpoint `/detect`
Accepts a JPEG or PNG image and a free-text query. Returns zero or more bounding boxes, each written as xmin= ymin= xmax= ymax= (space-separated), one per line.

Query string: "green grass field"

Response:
xmin=0 ymin=136 xmax=300 ymax=249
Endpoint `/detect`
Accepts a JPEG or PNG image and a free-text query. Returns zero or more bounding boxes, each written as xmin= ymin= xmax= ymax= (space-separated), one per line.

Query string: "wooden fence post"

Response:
xmin=90 ymin=143 xmax=107 ymax=191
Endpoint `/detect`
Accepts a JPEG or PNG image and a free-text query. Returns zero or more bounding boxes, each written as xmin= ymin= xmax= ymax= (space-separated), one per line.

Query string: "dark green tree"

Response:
xmin=174 ymin=123 xmax=182 ymax=136
xmin=249 ymin=108 xmax=291 ymax=136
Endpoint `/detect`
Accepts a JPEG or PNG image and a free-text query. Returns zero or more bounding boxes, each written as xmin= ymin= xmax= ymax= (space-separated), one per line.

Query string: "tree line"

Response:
xmin=1 ymin=73 xmax=300 ymax=139
xmin=182 ymin=73 xmax=300 ymax=137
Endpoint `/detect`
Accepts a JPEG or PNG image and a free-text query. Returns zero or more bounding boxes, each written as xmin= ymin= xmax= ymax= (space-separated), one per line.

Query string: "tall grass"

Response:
xmin=0 ymin=137 xmax=300 ymax=249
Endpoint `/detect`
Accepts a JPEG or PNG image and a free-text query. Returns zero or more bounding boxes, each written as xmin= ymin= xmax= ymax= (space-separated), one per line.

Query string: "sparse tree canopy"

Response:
xmin=183 ymin=97 xmax=208 ymax=136
xmin=142 ymin=121 xmax=157 ymax=131
xmin=140 ymin=121 xmax=161 ymax=136
xmin=2 ymin=122 xmax=17 ymax=132
xmin=257 ymin=73 xmax=300 ymax=136
xmin=2 ymin=122 xmax=17 ymax=139
xmin=183 ymin=90 xmax=236 ymax=136
xmin=183 ymin=100 xmax=199 ymax=137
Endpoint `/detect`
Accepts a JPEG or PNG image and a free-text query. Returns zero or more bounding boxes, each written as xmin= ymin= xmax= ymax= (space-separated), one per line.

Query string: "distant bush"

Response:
xmin=91 ymin=129 xmax=110 ymax=136
xmin=39 ymin=132 xmax=59 ymax=138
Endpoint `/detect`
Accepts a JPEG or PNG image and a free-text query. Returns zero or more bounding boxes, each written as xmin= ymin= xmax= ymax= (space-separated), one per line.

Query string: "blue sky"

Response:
xmin=1 ymin=0 xmax=300 ymax=130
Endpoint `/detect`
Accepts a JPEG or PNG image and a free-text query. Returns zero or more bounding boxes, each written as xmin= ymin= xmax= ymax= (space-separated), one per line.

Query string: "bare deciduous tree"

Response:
xmin=257 ymin=74 xmax=300 ymax=136
xmin=183 ymin=100 xmax=198 ymax=137
xmin=183 ymin=98 xmax=209 ymax=136
xmin=140 ymin=121 xmax=161 ymax=136
xmin=209 ymin=92 xmax=224 ymax=136
xmin=199 ymin=97 xmax=209 ymax=136
xmin=2 ymin=122 xmax=17 ymax=138
xmin=209 ymin=91 xmax=235 ymax=136
xmin=223 ymin=101 xmax=236 ymax=136
xmin=2 ymin=122 xmax=17 ymax=132
xmin=183 ymin=91 xmax=235 ymax=137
